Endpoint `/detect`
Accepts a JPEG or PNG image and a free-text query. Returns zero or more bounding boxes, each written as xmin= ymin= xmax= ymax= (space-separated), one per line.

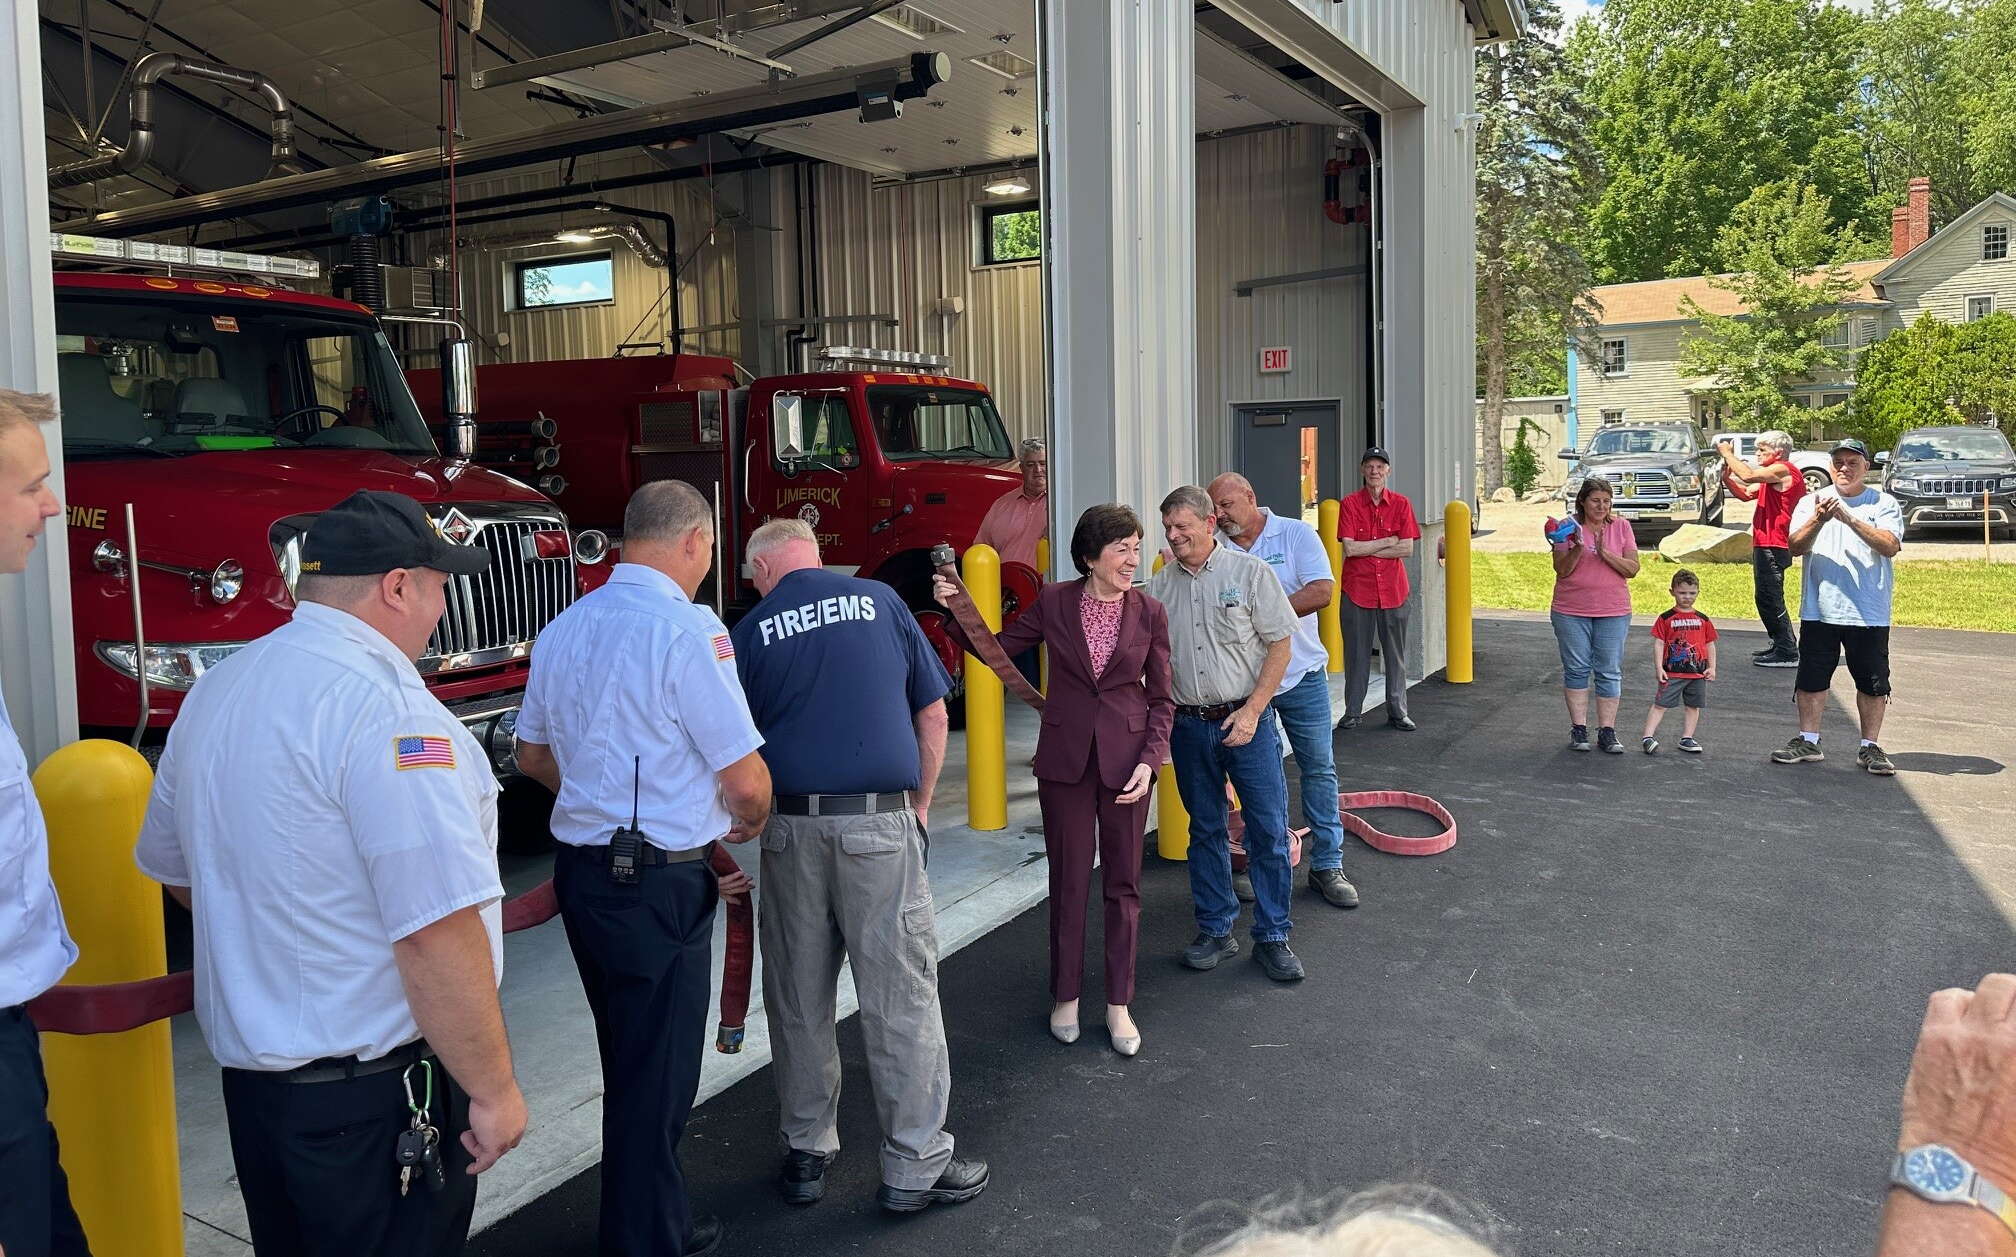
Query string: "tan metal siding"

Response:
xmin=808 ymin=166 xmax=1047 ymax=444
xmin=1880 ymin=213 xmax=2016 ymax=324
xmin=1195 ymin=126 xmax=1372 ymax=474
xmin=403 ymin=153 xmax=742 ymax=367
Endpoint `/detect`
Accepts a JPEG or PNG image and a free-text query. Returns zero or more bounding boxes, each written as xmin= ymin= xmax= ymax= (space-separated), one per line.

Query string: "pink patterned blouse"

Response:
xmin=1081 ymin=588 xmax=1125 ymax=676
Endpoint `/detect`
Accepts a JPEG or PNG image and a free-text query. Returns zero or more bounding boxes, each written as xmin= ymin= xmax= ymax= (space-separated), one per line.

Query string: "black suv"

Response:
xmin=1880 ymin=425 xmax=2016 ymax=540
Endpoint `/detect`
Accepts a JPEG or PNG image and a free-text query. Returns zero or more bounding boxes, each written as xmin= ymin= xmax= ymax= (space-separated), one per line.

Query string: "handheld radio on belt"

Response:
xmin=609 ymin=756 xmax=644 ymax=884
xmin=929 ymin=542 xmax=1046 ymax=710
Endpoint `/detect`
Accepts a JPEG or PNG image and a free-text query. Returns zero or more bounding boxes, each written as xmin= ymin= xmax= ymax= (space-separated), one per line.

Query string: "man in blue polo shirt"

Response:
xmin=1209 ymin=473 xmax=1358 ymax=912
xmin=729 ymin=518 xmax=989 ymax=1216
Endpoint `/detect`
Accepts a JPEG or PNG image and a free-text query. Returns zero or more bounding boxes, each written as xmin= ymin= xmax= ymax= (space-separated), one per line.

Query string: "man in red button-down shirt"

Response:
xmin=1337 ymin=447 xmax=1422 ymax=730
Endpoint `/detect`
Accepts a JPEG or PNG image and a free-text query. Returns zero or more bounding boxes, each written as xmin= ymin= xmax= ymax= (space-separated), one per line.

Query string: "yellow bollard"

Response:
xmin=1034 ymin=536 xmax=1050 ymax=696
xmin=1155 ymin=763 xmax=1190 ymax=861
xmin=36 ymin=739 xmax=183 ymax=1257
xmin=1445 ymin=500 xmax=1474 ymax=684
xmin=1317 ymin=498 xmax=1344 ymax=672
xmin=963 ymin=543 xmax=1007 ymax=830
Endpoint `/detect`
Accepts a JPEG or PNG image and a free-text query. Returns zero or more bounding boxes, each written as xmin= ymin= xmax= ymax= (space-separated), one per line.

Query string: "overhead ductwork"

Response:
xmin=55 ymin=52 xmax=951 ymax=237
xmin=459 ymin=221 xmax=666 ymax=268
xmin=47 ymin=52 xmax=299 ymax=191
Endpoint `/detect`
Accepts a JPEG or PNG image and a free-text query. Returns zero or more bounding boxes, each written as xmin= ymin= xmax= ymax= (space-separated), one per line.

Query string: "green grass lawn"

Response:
xmin=1471 ymin=553 xmax=2016 ymax=634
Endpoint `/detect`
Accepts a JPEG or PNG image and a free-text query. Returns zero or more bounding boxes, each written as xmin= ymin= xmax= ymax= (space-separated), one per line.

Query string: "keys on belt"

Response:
xmin=774 ymin=791 xmax=912 ymax=817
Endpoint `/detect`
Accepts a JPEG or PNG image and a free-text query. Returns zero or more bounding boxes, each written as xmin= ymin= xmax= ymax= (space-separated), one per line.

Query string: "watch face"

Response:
xmin=1907 ymin=1147 xmax=1970 ymax=1195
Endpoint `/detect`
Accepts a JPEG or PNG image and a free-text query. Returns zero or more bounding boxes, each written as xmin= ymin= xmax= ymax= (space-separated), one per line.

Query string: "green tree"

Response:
xmin=1569 ymin=0 xmax=1871 ymax=283
xmin=1676 ymin=181 xmax=1876 ymax=431
xmin=1848 ymin=311 xmax=2016 ymax=450
xmin=1505 ymin=421 xmax=1544 ymax=498
xmin=1856 ymin=0 xmax=1979 ymax=226
xmin=1476 ymin=0 xmax=1601 ymax=493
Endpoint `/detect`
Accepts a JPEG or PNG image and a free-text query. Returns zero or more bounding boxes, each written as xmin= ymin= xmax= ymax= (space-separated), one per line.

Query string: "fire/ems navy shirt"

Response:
xmin=730 ymin=568 xmax=949 ymax=797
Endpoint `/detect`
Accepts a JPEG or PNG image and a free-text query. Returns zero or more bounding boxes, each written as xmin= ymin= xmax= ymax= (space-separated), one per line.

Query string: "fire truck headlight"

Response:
xmin=210 ymin=560 xmax=245 ymax=604
xmin=574 ymin=529 xmax=611 ymax=565
xmin=96 ymin=642 xmax=249 ymax=691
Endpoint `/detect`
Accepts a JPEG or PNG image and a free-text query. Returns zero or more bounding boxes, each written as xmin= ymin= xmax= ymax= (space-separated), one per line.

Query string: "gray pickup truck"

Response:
xmin=1559 ymin=422 xmax=1726 ymax=535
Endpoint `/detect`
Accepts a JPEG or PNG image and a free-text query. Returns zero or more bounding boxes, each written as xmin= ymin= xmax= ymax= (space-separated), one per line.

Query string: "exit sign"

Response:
xmin=1259 ymin=346 xmax=1292 ymax=374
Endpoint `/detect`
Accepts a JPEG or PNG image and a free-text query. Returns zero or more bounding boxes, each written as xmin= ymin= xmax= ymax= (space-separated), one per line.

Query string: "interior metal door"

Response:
xmin=1235 ymin=402 xmax=1341 ymax=527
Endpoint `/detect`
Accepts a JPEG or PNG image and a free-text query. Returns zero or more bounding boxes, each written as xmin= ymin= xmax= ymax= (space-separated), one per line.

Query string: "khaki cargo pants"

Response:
xmin=758 ymin=807 xmax=955 ymax=1190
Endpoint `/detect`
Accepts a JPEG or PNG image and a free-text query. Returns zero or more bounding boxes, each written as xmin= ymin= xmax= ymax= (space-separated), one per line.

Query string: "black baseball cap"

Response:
xmin=1830 ymin=438 xmax=1874 ymax=460
xmin=1361 ymin=446 xmax=1392 ymax=465
xmin=299 ymin=490 xmax=491 ymax=577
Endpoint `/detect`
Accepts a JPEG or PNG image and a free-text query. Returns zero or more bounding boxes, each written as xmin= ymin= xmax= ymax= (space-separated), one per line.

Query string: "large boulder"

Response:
xmin=1491 ymin=486 xmax=1517 ymax=503
xmin=1658 ymin=524 xmax=1754 ymax=564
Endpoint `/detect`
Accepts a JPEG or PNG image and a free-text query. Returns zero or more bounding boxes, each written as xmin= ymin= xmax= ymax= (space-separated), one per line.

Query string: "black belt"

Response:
xmin=246 ymin=1038 xmax=430 ymax=1086
xmin=1176 ymin=702 xmax=1240 ymax=723
xmin=567 ymin=841 xmax=711 ymax=866
xmin=775 ymin=791 xmax=912 ymax=817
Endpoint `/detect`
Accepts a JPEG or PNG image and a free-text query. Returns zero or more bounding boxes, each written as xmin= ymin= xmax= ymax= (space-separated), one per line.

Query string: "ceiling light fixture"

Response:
xmin=983 ymin=176 xmax=1032 ymax=197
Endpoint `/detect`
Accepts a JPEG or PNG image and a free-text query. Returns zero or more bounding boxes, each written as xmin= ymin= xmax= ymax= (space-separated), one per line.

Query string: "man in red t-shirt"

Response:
xmin=1642 ymin=569 xmax=1719 ymax=754
xmin=1715 ymin=430 xmax=1806 ymax=668
xmin=1336 ymin=447 xmax=1423 ymax=731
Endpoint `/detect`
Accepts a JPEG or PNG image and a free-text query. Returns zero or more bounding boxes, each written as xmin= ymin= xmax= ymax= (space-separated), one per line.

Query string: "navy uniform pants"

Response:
xmin=0 ymin=1005 xmax=90 ymax=1257
xmin=555 ymin=844 xmax=717 ymax=1257
xmin=221 ymin=1048 xmax=476 ymax=1257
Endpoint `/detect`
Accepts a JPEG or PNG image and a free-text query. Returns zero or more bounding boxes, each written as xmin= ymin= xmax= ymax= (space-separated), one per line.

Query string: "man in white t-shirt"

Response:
xmin=1770 ymin=439 xmax=1905 ymax=775
xmin=1210 ymin=474 xmax=1358 ymax=911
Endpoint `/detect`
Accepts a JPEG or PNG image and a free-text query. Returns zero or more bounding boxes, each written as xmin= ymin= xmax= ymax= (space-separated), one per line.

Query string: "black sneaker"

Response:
xmin=1232 ymin=872 xmax=1255 ymax=903
xmin=1678 ymin=737 xmax=1704 ymax=754
xmin=1309 ymin=867 xmax=1359 ymax=908
xmin=1754 ymin=649 xmax=1800 ymax=668
xmin=779 ymin=1149 xmax=832 ymax=1206
xmin=1750 ymin=644 xmax=1776 ymax=657
xmin=1254 ymin=940 xmax=1305 ymax=981
xmin=1569 ymin=724 xmax=1591 ymax=752
xmin=1182 ymin=932 xmax=1239 ymax=970
xmin=1859 ymin=743 xmax=1896 ymax=776
xmin=1641 ymin=736 xmax=1658 ymax=754
xmin=686 ymin=1216 xmax=725 ymax=1256
xmin=1388 ymin=714 xmax=1417 ymax=731
xmin=1771 ymin=736 xmax=1824 ymax=764
xmin=877 ymin=1157 xmax=990 ymax=1214
xmin=1597 ymin=727 xmax=1625 ymax=754
xmin=1341 ymin=715 xmax=1362 ymax=730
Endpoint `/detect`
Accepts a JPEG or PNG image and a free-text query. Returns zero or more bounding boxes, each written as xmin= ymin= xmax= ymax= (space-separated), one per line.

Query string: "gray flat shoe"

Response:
xmin=1109 ymin=1029 xmax=1140 ymax=1057
xmin=1049 ymin=1020 xmax=1079 ymax=1044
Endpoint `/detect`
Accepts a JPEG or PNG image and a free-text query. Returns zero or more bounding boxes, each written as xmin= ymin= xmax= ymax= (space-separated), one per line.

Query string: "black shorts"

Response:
xmin=1795 ymin=621 xmax=1891 ymax=698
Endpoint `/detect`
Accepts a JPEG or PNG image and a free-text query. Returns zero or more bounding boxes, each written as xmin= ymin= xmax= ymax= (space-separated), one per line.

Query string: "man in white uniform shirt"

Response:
xmin=0 ymin=389 xmax=89 ymax=1257
xmin=135 ymin=490 xmax=525 ymax=1257
xmin=515 ymin=480 xmax=770 ymax=1257
xmin=1208 ymin=474 xmax=1359 ymax=912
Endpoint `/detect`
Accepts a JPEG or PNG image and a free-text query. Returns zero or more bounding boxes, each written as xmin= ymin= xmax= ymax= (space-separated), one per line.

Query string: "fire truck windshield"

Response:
xmin=54 ymin=297 xmax=436 ymax=457
xmin=865 ymin=386 xmax=1012 ymax=462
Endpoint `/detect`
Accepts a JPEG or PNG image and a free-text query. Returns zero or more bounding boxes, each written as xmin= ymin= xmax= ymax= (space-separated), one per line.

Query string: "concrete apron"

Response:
xmin=171 ymin=667 xmax=1388 ymax=1253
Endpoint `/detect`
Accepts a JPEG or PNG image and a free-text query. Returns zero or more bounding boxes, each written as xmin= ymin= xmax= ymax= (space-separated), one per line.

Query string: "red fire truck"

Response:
xmin=49 ymin=235 xmax=603 ymax=775
xmin=409 ymin=346 xmax=1033 ymax=719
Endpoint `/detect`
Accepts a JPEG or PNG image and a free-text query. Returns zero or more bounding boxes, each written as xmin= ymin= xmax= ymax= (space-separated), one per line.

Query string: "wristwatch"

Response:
xmin=1890 ymin=1144 xmax=2016 ymax=1236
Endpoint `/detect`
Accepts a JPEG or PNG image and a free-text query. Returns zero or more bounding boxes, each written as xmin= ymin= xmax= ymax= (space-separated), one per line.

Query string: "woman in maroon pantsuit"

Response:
xmin=935 ymin=504 xmax=1173 ymax=1055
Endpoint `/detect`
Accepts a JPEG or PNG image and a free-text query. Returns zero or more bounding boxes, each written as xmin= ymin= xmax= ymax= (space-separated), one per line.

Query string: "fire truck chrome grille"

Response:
xmin=421 ymin=514 xmax=576 ymax=671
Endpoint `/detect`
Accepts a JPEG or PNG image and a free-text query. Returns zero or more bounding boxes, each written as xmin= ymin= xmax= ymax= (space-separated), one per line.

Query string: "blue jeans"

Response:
xmin=1551 ymin=610 xmax=1631 ymax=700
xmin=1269 ymin=669 xmax=1345 ymax=872
xmin=1170 ymin=712 xmax=1294 ymax=943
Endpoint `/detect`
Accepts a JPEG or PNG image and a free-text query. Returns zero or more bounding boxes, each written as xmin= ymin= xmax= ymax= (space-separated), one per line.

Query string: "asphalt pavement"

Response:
xmin=472 ymin=614 xmax=2014 ymax=1257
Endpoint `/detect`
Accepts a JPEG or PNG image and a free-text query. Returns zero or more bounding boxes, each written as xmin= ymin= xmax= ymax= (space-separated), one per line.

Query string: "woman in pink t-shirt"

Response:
xmin=1549 ymin=477 xmax=1641 ymax=753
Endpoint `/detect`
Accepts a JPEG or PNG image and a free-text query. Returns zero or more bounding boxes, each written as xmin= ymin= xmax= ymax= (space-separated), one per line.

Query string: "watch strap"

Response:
xmin=1890 ymin=1146 xmax=2016 ymax=1239
xmin=1974 ymin=1169 xmax=2016 ymax=1239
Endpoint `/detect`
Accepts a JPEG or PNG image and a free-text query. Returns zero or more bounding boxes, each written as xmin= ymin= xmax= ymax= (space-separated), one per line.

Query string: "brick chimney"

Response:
xmin=1895 ymin=176 xmax=1934 ymax=258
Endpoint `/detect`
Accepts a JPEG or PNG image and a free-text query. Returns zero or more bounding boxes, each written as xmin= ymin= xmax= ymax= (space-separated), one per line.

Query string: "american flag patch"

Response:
xmin=711 ymin=633 xmax=735 ymax=660
xmin=393 ymin=735 xmax=456 ymax=771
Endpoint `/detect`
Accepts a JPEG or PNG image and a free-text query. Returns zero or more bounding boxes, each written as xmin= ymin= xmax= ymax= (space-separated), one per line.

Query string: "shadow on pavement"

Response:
xmin=472 ymin=615 xmax=2015 ymax=1257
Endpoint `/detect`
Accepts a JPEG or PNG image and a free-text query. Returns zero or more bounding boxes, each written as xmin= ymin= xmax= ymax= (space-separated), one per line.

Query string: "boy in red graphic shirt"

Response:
xmin=1642 ymin=569 xmax=1718 ymax=754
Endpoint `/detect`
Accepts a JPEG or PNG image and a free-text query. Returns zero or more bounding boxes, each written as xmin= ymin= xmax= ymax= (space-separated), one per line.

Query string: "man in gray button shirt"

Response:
xmin=1143 ymin=485 xmax=1307 ymax=981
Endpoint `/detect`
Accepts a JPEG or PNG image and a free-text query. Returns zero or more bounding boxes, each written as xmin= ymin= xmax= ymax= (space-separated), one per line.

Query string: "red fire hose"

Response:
xmin=29 ymin=841 xmax=758 ymax=1054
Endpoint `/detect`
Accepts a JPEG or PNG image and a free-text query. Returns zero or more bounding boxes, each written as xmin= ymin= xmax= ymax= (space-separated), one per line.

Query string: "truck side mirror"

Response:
xmin=772 ymin=394 xmax=806 ymax=461
xmin=1875 ymin=450 xmax=1891 ymax=466
xmin=1557 ymin=448 xmax=1579 ymax=461
xmin=439 ymin=337 xmax=479 ymax=459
